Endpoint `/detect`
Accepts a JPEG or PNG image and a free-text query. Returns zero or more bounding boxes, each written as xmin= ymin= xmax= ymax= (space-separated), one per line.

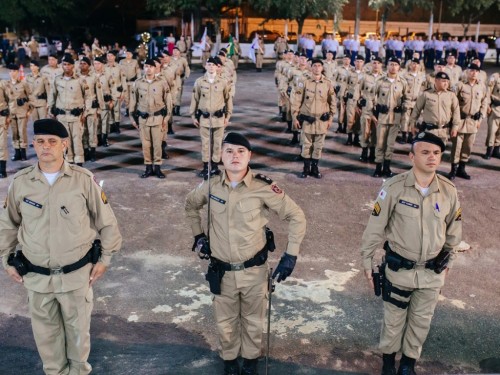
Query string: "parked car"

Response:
xmin=248 ymin=29 xmax=281 ymax=43
xmin=36 ymin=36 xmax=57 ymax=57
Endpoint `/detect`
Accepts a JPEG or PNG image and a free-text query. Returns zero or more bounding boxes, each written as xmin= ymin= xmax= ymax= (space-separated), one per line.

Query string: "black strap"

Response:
xmin=391 ymin=285 xmax=413 ymax=298
xmin=27 ymin=249 xmax=92 ymax=275
xmin=387 ymin=296 xmax=410 ymax=309
xmin=214 ymin=246 xmax=267 ymax=271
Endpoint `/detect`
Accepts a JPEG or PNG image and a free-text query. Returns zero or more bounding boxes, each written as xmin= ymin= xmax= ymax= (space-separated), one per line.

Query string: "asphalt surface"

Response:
xmin=0 ymin=62 xmax=499 ymax=375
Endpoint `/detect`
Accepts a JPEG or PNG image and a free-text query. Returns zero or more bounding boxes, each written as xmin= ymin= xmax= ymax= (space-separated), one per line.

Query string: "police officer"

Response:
xmin=119 ymin=49 xmax=142 ymax=116
xmin=288 ymin=53 xmax=311 ymax=145
xmin=129 ymin=58 xmax=172 ymax=179
xmin=0 ymin=80 xmax=10 ymax=177
xmin=333 ymin=55 xmax=353 ymax=133
xmin=170 ymin=46 xmax=191 ymax=116
xmin=484 ymin=73 xmax=500 ymax=159
xmin=344 ymin=55 xmax=365 ymax=146
xmin=6 ymin=63 xmax=31 ymax=161
xmin=0 ymin=118 xmax=122 ymax=375
xmin=185 ymin=132 xmax=306 ymax=375
xmin=40 ymin=54 xmax=63 ymax=89
xmin=255 ymin=35 xmax=265 ymax=72
xmin=26 ymin=60 xmax=50 ymax=121
xmin=201 ymin=36 xmax=213 ymax=68
xmin=292 ymin=59 xmax=336 ymax=178
xmin=361 ymin=132 xmax=462 ymax=375
xmin=449 ymin=63 xmax=489 ymax=180
xmin=106 ymin=50 xmax=127 ymax=134
xmin=189 ymin=56 xmax=233 ymax=178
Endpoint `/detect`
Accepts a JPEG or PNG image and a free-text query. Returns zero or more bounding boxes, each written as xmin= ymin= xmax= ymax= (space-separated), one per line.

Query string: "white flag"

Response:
xmin=193 ymin=27 xmax=207 ymax=51
xmin=248 ymin=34 xmax=259 ymax=63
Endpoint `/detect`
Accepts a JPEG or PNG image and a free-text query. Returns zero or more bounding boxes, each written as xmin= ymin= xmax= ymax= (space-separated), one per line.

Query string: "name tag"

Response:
xmin=210 ymin=194 xmax=226 ymax=204
xmin=399 ymin=199 xmax=419 ymax=209
xmin=23 ymin=197 xmax=43 ymax=209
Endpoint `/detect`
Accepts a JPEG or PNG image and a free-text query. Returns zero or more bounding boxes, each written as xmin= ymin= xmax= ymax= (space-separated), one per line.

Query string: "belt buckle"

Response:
xmin=230 ymin=263 xmax=245 ymax=271
xmin=50 ymin=267 xmax=63 ymax=275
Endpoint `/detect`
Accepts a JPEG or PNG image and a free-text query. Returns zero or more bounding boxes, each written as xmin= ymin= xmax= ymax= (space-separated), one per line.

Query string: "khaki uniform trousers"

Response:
xmin=301 ymin=133 xmax=327 ymax=159
xmin=0 ymin=117 xmax=8 ymax=160
xmin=338 ymin=99 xmax=346 ymax=128
xmin=27 ymin=285 xmax=94 ymax=375
xmin=360 ymin=110 xmax=377 ymax=148
xmin=175 ymin=80 xmax=184 ymax=107
xmin=400 ymin=102 xmax=416 ymax=133
xmin=380 ymin=283 xmax=440 ymax=359
xmin=256 ymin=54 xmax=263 ymax=69
xmin=486 ymin=115 xmax=500 ymax=147
xmin=346 ymin=99 xmax=360 ymax=133
xmin=83 ymin=114 xmax=98 ymax=148
xmin=213 ymin=265 xmax=268 ymax=360
xmin=31 ymin=105 xmax=48 ymax=121
xmin=10 ymin=115 xmax=29 ymax=149
xmin=139 ymin=120 xmax=163 ymax=165
xmin=450 ymin=133 xmax=476 ymax=163
xmin=58 ymin=116 xmax=84 ymax=164
xmin=428 ymin=128 xmax=449 ymax=145
xmin=231 ymin=55 xmax=239 ymax=70
xmin=200 ymin=123 xmax=225 ymax=163
xmin=98 ymin=109 xmax=112 ymax=135
xmin=375 ymin=124 xmax=400 ymax=163
xmin=111 ymin=96 xmax=122 ymax=125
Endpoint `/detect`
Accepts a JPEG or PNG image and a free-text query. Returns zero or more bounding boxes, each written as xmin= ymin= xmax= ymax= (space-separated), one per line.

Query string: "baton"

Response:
xmin=266 ymin=268 xmax=275 ymax=375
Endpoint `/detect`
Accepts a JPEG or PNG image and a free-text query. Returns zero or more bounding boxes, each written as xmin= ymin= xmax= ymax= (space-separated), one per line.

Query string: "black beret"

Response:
xmin=173 ymin=46 xmax=180 ymax=51
xmin=388 ymin=56 xmax=400 ymax=65
xmin=411 ymin=57 xmax=420 ymax=63
xmin=217 ymin=51 xmax=226 ymax=57
xmin=80 ymin=57 xmax=91 ymax=65
xmin=48 ymin=54 xmax=58 ymax=59
xmin=223 ymin=132 xmax=252 ymax=151
xmin=153 ymin=57 xmax=161 ymax=64
xmin=220 ymin=48 xmax=228 ymax=53
xmin=294 ymin=51 xmax=300 ymax=56
xmin=372 ymin=56 xmax=383 ymax=63
xmin=446 ymin=52 xmax=455 ymax=57
xmin=326 ymin=50 xmax=335 ymax=54
xmin=435 ymin=71 xmax=450 ymax=80
xmin=94 ymin=56 xmax=106 ymax=64
xmin=144 ymin=58 xmax=156 ymax=67
xmin=160 ymin=49 xmax=171 ymax=56
xmin=467 ymin=63 xmax=480 ymax=71
xmin=7 ymin=63 xmax=19 ymax=70
xmin=213 ymin=56 xmax=222 ymax=65
xmin=34 ymin=119 xmax=69 ymax=138
xmin=207 ymin=56 xmax=218 ymax=65
xmin=310 ymin=58 xmax=323 ymax=66
xmin=412 ymin=131 xmax=445 ymax=152
xmin=106 ymin=50 xmax=118 ymax=56
xmin=30 ymin=60 xmax=40 ymax=67
xmin=298 ymin=52 xmax=307 ymax=58
xmin=355 ymin=55 xmax=365 ymax=61
xmin=61 ymin=55 xmax=74 ymax=64
xmin=435 ymin=59 xmax=446 ymax=66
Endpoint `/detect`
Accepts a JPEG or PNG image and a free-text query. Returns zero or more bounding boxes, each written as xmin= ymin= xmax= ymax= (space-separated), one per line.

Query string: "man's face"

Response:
xmin=354 ymin=59 xmax=364 ymax=71
xmin=410 ymin=142 xmax=442 ymax=174
xmin=372 ymin=61 xmax=382 ymax=73
xmin=9 ymin=69 xmax=19 ymax=81
xmin=93 ymin=61 xmax=103 ymax=72
xmin=30 ymin=64 xmax=39 ymax=75
xmin=468 ymin=69 xmax=479 ymax=81
xmin=298 ymin=56 xmax=308 ymax=67
xmin=126 ymin=51 xmax=133 ymax=59
xmin=33 ymin=135 xmax=68 ymax=164
xmin=409 ymin=61 xmax=418 ymax=72
xmin=79 ymin=61 xmax=89 ymax=74
xmin=144 ymin=63 xmax=155 ymax=76
xmin=62 ymin=62 xmax=74 ymax=75
xmin=107 ymin=54 xmax=116 ymax=64
xmin=387 ymin=61 xmax=399 ymax=74
xmin=154 ymin=61 xmax=161 ymax=74
xmin=206 ymin=62 xmax=216 ymax=74
xmin=326 ymin=52 xmax=333 ymax=61
xmin=343 ymin=57 xmax=350 ymax=66
xmin=221 ymin=144 xmax=251 ymax=175
xmin=173 ymin=49 xmax=180 ymax=58
xmin=311 ymin=62 xmax=323 ymax=76
xmin=435 ymin=64 xmax=445 ymax=72
xmin=48 ymin=56 xmax=58 ymax=67
xmin=446 ymin=56 xmax=455 ymax=65
xmin=434 ymin=78 xmax=449 ymax=91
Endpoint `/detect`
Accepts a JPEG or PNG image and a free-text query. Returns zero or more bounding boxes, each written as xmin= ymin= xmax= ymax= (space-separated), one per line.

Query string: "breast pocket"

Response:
xmin=59 ymin=199 xmax=87 ymax=235
xmin=20 ymin=203 xmax=43 ymax=235
xmin=236 ymin=199 xmax=262 ymax=223
xmin=394 ymin=201 xmax=420 ymax=218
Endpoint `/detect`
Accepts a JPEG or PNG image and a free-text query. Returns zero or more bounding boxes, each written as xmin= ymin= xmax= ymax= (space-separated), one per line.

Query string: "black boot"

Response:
xmin=373 ymin=163 xmax=383 ymax=177
xmin=223 ymin=359 xmax=240 ymax=375
xmin=360 ymin=147 xmax=368 ymax=162
xmin=175 ymin=106 xmax=180 ymax=116
xmin=114 ymin=122 xmax=120 ymax=134
xmin=381 ymin=353 xmax=397 ymax=375
xmin=398 ymin=132 xmax=407 ymax=144
xmin=0 ymin=160 xmax=7 ymax=178
xmin=492 ymin=145 xmax=500 ymax=158
xmin=448 ymin=163 xmax=458 ymax=180
xmin=140 ymin=165 xmax=154 ymax=178
xmin=397 ymin=354 xmax=417 ymax=375
xmin=154 ymin=165 xmax=165 ymax=179
xmin=167 ymin=121 xmax=174 ymax=135
xmin=89 ymin=148 xmax=96 ymax=162
xmin=97 ymin=134 xmax=103 ymax=146
xmin=102 ymin=134 xmax=109 ymax=147
xmin=125 ymin=109 xmax=129 ymax=117
xmin=161 ymin=141 xmax=169 ymax=159
xmin=340 ymin=123 xmax=347 ymax=133
xmin=286 ymin=120 xmax=292 ymax=133
xmin=483 ymin=146 xmax=493 ymax=159
xmin=281 ymin=110 xmax=287 ymax=122
xmin=300 ymin=158 xmax=311 ymax=178
xmin=345 ymin=133 xmax=353 ymax=145
xmin=241 ymin=358 xmax=258 ymax=375
xmin=369 ymin=147 xmax=376 ymax=163
xmin=310 ymin=158 xmax=322 ymax=179
xmin=407 ymin=132 xmax=414 ymax=144
xmin=353 ymin=133 xmax=361 ymax=147
xmin=20 ymin=148 xmax=27 ymax=161
xmin=11 ymin=149 xmax=21 ymax=161
xmin=289 ymin=131 xmax=299 ymax=145
xmin=198 ymin=162 xmax=208 ymax=178
xmin=382 ymin=160 xmax=394 ymax=178
xmin=456 ymin=161 xmax=471 ymax=180
xmin=210 ymin=162 xmax=221 ymax=177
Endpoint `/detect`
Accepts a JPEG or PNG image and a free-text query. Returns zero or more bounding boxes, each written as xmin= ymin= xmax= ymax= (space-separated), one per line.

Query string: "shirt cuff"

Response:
xmin=100 ymin=253 xmax=113 ymax=267
xmin=286 ymin=242 xmax=301 ymax=257
xmin=363 ymin=258 xmax=373 ymax=271
xmin=2 ymin=255 xmax=10 ymax=270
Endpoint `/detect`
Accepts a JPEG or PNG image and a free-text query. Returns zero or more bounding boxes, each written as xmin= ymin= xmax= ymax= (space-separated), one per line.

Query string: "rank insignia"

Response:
xmin=101 ymin=191 xmax=108 ymax=204
xmin=372 ymin=202 xmax=381 ymax=216
xmin=455 ymin=207 xmax=462 ymax=221
xmin=271 ymin=184 xmax=283 ymax=194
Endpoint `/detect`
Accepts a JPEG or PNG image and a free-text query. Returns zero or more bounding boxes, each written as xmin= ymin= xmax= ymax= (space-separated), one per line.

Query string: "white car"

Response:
xmin=36 ymin=36 xmax=57 ymax=57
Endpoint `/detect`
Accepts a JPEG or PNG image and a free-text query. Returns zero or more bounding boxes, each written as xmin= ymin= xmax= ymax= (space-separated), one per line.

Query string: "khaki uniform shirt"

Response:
xmin=78 ymin=73 xmax=98 ymax=115
xmin=26 ymin=74 xmax=50 ymax=108
xmin=185 ymin=169 xmax=306 ymax=262
xmin=444 ymin=64 xmax=462 ymax=90
xmin=0 ymin=162 xmax=122 ymax=293
xmin=345 ymin=70 xmax=364 ymax=101
xmin=372 ymin=75 xmax=408 ymax=125
xmin=488 ymin=73 xmax=500 ymax=118
xmin=409 ymin=88 xmax=461 ymax=131
xmin=119 ymin=58 xmax=141 ymax=82
xmin=106 ymin=63 xmax=128 ymax=99
xmin=322 ymin=60 xmax=337 ymax=80
xmin=5 ymin=79 xmax=31 ymax=117
xmin=359 ymin=72 xmax=385 ymax=112
xmin=291 ymin=75 xmax=336 ymax=134
xmin=334 ymin=65 xmax=353 ymax=98
xmin=361 ymin=170 xmax=462 ymax=288
xmin=274 ymin=40 xmax=288 ymax=55
xmin=27 ymin=40 xmax=39 ymax=54
xmin=289 ymin=67 xmax=311 ymax=105
xmin=0 ymin=81 xmax=9 ymax=114
xmin=129 ymin=76 xmax=172 ymax=126
xmin=161 ymin=64 xmax=177 ymax=92
xmin=93 ymin=72 xmax=113 ymax=111
xmin=455 ymin=79 xmax=489 ymax=133
xmin=402 ymin=71 xmax=426 ymax=102
xmin=40 ymin=65 xmax=63 ymax=86
xmin=170 ymin=57 xmax=191 ymax=80
xmin=176 ymin=40 xmax=187 ymax=54
xmin=48 ymin=74 xmax=88 ymax=121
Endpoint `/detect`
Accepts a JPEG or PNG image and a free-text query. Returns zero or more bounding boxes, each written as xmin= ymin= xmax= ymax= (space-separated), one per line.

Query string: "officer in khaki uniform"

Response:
xmin=175 ymin=35 xmax=188 ymax=58
xmin=129 ymin=58 xmax=172 ymax=179
xmin=106 ymin=51 xmax=128 ymax=134
xmin=333 ymin=55 xmax=353 ymax=133
xmin=48 ymin=55 xmax=89 ymax=166
xmin=93 ymin=56 xmax=114 ymax=148
xmin=201 ymin=36 xmax=213 ymax=68
xmin=444 ymin=53 xmax=462 ymax=91
xmin=230 ymin=38 xmax=241 ymax=70
xmin=449 ymin=63 xmax=489 ymax=180
xmin=484 ymin=73 xmax=500 ymax=159
xmin=277 ymin=50 xmax=298 ymax=133
xmin=170 ymin=47 xmax=191 ymax=116
xmin=78 ymin=57 xmax=99 ymax=162
xmin=409 ymin=72 xmax=461 ymax=145
xmin=6 ymin=63 xmax=31 ymax=162
xmin=158 ymin=52 xmax=178 ymax=148
xmin=119 ymin=49 xmax=142 ymax=116
xmin=0 ymin=81 xmax=10 ymax=177
xmin=0 ymin=119 xmax=122 ymax=375
xmin=40 ymin=54 xmax=63 ymax=90
xmin=273 ymin=36 xmax=288 ymax=61
xmin=423 ymin=59 xmax=446 ymax=90
xmin=185 ymin=132 xmax=306 ymax=375
xmin=190 ymin=57 xmax=233 ymax=178
xmin=26 ymin=61 xmax=50 ymax=121
xmin=344 ymin=55 xmax=366 ymax=146
xmin=255 ymin=35 xmax=265 ymax=72
xmin=291 ymin=59 xmax=336 ymax=179
xmin=322 ymin=50 xmax=337 ymax=80
xmin=371 ymin=57 xmax=408 ymax=178
xmin=361 ymin=132 xmax=462 ymax=375
xmin=288 ymin=53 xmax=311 ymax=145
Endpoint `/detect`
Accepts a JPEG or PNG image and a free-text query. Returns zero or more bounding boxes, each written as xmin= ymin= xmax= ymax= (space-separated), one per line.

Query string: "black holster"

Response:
xmin=320 ymin=112 xmax=330 ymax=121
xmin=425 ymin=248 xmax=450 ymax=274
xmin=117 ymin=86 xmax=123 ymax=92
xmin=206 ymin=261 xmax=225 ymax=295
xmin=376 ymin=104 xmax=389 ymax=114
xmin=298 ymin=113 xmax=315 ymax=124
xmin=90 ymin=239 xmax=102 ymax=264
xmin=0 ymin=109 xmax=9 ymax=116
xmin=265 ymin=227 xmax=276 ymax=252
xmin=7 ymin=251 xmax=30 ymax=276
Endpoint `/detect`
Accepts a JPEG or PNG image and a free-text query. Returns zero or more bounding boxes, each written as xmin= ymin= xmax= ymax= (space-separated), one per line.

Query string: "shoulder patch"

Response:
xmin=255 ymin=174 xmax=273 ymax=185
xmin=271 ymin=183 xmax=283 ymax=194
xmin=372 ymin=202 xmax=381 ymax=216
xmin=455 ymin=207 xmax=462 ymax=221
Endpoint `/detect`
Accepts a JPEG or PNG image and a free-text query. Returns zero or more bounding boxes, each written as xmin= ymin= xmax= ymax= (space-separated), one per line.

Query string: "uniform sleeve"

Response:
xmin=409 ymin=93 xmax=425 ymax=129
xmin=86 ymin=175 xmax=122 ymax=266
xmin=479 ymin=83 xmax=490 ymax=118
xmin=224 ymin=83 xmax=233 ymax=119
xmin=262 ymin=185 xmax=306 ymax=256
xmin=0 ymin=181 xmax=22 ymax=269
xmin=189 ymin=81 xmax=200 ymax=119
xmin=450 ymin=93 xmax=461 ymax=131
xmin=328 ymin=81 xmax=337 ymax=116
xmin=184 ymin=181 xmax=209 ymax=236
xmin=120 ymin=70 xmax=128 ymax=96
xmin=129 ymin=81 xmax=137 ymax=113
xmin=164 ymin=82 xmax=173 ymax=121
xmin=360 ymin=183 xmax=396 ymax=270
xmin=444 ymin=186 xmax=462 ymax=268
xmin=290 ymin=81 xmax=305 ymax=121
xmin=184 ymin=60 xmax=191 ymax=79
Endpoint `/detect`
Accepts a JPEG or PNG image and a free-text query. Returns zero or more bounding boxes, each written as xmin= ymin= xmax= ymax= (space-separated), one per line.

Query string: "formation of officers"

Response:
xmin=275 ymin=48 xmax=499 ymax=180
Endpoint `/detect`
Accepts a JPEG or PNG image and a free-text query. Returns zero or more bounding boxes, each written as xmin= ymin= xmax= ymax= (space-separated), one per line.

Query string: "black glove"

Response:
xmin=472 ymin=111 xmax=482 ymax=121
xmin=192 ymin=233 xmax=210 ymax=260
xmin=272 ymin=253 xmax=297 ymax=283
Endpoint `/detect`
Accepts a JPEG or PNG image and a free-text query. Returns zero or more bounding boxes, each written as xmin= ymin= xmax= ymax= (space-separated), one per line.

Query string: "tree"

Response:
xmin=445 ymin=0 xmax=500 ymax=36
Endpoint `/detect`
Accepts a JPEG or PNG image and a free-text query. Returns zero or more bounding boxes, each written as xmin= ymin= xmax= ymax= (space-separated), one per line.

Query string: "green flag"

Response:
xmin=228 ymin=35 xmax=235 ymax=57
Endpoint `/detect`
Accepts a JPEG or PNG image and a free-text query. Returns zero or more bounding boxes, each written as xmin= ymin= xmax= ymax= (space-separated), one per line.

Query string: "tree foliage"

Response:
xmin=446 ymin=0 xmax=500 ymax=35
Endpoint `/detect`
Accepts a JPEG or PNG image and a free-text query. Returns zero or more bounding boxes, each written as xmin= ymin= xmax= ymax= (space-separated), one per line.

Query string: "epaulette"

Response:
xmin=436 ymin=173 xmax=456 ymax=188
xmin=424 ymin=87 xmax=432 ymax=91
xmin=68 ymin=163 xmax=94 ymax=178
xmin=12 ymin=165 xmax=35 ymax=180
xmin=255 ymin=173 xmax=273 ymax=185
xmin=383 ymin=172 xmax=407 ymax=189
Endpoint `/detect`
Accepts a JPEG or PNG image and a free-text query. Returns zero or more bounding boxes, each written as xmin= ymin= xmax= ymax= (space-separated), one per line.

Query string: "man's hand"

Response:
xmin=109 ymin=101 xmax=114 ymax=109
xmin=89 ymin=263 xmax=107 ymax=286
xmin=450 ymin=129 xmax=458 ymax=138
xmin=224 ymin=118 xmax=229 ymax=127
xmin=272 ymin=253 xmax=297 ymax=283
xmin=294 ymin=119 xmax=301 ymax=129
xmin=131 ymin=120 xmax=139 ymax=130
xmin=192 ymin=233 xmax=210 ymax=260
xmin=364 ymin=270 xmax=374 ymax=290
xmin=161 ymin=120 xmax=167 ymax=133
xmin=6 ymin=267 xmax=23 ymax=284
xmin=193 ymin=119 xmax=200 ymax=128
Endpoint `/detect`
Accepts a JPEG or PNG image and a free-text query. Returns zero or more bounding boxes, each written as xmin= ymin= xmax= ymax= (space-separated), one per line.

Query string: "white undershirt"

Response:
xmin=43 ymin=171 xmax=60 ymax=186
xmin=388 ymin=78 xmax=395 ymax=83
xmin=230 ymin=181 xmax=239 ymax=188
xmin=415 ymin=183 xmax=429 ymax=196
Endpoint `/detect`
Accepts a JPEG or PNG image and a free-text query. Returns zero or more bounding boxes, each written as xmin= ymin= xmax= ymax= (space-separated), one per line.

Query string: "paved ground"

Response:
xmin=0 ymin=62 xmax=499 ymax=375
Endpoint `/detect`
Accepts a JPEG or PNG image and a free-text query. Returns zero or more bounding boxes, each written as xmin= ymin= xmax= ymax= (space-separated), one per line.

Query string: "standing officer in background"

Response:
xmin=189 ymin=57 xmax=233 ymax=178
xmin=449 ymin=63 xmax=489 ymax=180
xmin=26 ymin=61 xmax=50 ymax=122
xmin=255 ymin=34 xmax=265 ymax=72
xmin=0 ymin=80 xmax=10 ymax=178
xmin=106 ymin=50 xmax=127 ymax=134
xmin=361 ymin=132 xmax=462 ymax=375
xmin=484 ymin=72 xmax=500 ymax=159
xmin=129 ymin=58 xmax=172 ymax=179
xmin=201 ymin=36 xmax=213 ymax=68
xmin=170 ymin=46 xmax=191 ymax=117
xmin=119 ymin=49 xmax=142 ymax=117
xmin=399 ymin=58 xmax=425 ymax=144
xmin=185 ymin=132 xmax=306 ymax=375
xmin=292 ymin=59 xmax=336 ymax=179
xmin=0 ymin=118 xmax=122 ymax=375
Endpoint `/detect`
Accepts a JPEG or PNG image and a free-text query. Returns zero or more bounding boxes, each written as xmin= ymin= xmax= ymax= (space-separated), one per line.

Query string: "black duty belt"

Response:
xmin=384 ymin=242 xmax=438 ymax=271
xmin=37 ymin=93 xmax=47 ymax=100
xmin=0 ymin=109 xmax=9 ymax=117
xmin=127 ymin=76 xmax=137 ymax=82
xmin=196 ymin=109 xmax=225 ymax=119
xmin=25 ymin=248 xmax=94 ymax=275
xmin=212 ymin=246 xmax=268 ymax=271
xmin=419 ymin=122 xmax=439 ymax=131
xmin=136 ymin=108 xmax=168 ymax=119
xmin=55 ymin=107 xmax=84 ymax=116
